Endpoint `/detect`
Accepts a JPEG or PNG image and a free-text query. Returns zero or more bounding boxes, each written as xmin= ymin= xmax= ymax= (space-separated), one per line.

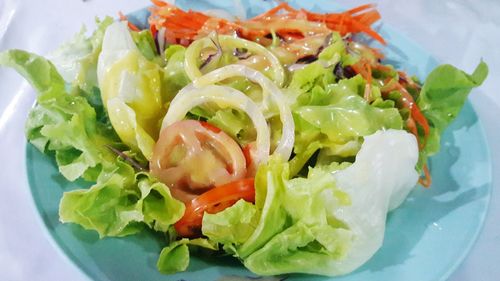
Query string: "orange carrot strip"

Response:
xmin=150 ymin=21 xmax=158 ymax=37
xmin=118 ymin=12 xmax=141 ymax=32
xmin=395 ymin=83 xmax=430 ymax=145
xmin=346 ymin=17 xmax=386 ymax=45
xmin=251 ymin=2 xmax=293 ymax=20
xmin=151 ymin=0 xmax=168 ymax=7
xmin=419 ymin=163 xmax=432 ymax=188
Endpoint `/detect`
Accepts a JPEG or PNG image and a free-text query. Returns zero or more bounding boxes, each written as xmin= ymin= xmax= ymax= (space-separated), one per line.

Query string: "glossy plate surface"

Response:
xmin=26 ymin=0 xmax=491 ymax=280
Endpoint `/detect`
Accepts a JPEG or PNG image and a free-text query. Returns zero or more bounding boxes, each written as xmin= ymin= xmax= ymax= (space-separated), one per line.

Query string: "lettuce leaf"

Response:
xmin=417 ymin=61 xmax=488 ymax=168
xmin=48 ymin=17 xmax=113 ymax=94
xmin=59 ymin=161 xmax=185 ymax=237
xmin=242 ymin=159 xmax=351 ymax=276
xmin=295 ymin=75 xmax=402 ymax=144
xmin=288 ymin=34 xmax=400 ymax=172
xmin=200 ymin=156 xmax=288 ymax=259
xmin=202 ymin=199 xmax=258 ymax=245
xmin=0 ymin=49 xmax=117 ymax=181
xmin=130 ymin=29 xmax=159 ymax=62
xmin=0 ymin=49 xmax=67 ymax=101
xmin=157 ymin=238 xmax=217 ymax=274
xmin=237 ymin=156 xmax=289 ymax=258
xmin=291 ymin=75 xmax=402 ymax=174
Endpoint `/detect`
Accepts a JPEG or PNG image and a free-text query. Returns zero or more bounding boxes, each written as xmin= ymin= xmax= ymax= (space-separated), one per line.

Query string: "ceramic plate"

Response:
xmin=26 ymin=0 xmax=492 ymax=280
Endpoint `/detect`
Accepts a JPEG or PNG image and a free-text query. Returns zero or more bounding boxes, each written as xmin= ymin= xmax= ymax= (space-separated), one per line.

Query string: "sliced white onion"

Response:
xmin=193 ymin=64 xmax=294 ymax=161
xmin=157 ymin=27 xmax=166 ymax=56
xmin=288 ymin=63 xmax=308 ymax=72
xmin=162 ymin=84 xmax=270 ymax=165
xmin=97 ymin=22 xmax=138 ymax=91
xmin=184 ymin=35 xmax=285 ymax=87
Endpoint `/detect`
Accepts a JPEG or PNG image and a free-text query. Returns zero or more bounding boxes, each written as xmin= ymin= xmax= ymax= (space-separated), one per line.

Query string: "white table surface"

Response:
xmin=0 ymin=0 xmax=498 ymax=280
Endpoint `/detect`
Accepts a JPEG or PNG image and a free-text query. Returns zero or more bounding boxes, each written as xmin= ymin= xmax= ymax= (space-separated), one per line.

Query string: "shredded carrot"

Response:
xmin=395 ymin=83 xmax=430 ymax=148
xmin=118 ymin=12 xmax=141 ymax=32
xmin=151 ymin=0 xmax=168 ymax=7
xmin=379 ymin=75 xmax=430 ymax=150
xmin=365 ymin=63 xmax=372 ymax=101
xmin=419 ymin=163 xmax=432 ymax=188
xmin=149 ymin=0 xmax=386 ymax=46
xmin=373 ymin=63 xmax=392 ymax=72
xmin=352 ymin=59 xmax=373 ymax=101
xmin=346 ymin=17 xmax=386 ymax=45
xmin=398 ymin=71 xmax=421 ymax=90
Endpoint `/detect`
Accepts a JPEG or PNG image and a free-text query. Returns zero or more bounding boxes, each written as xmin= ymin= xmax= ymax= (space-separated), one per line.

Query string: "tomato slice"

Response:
xmin=242 ymin=142 xmax=258 ymax=177
xmin=199 ymin=121 xmax=222 ymax=133
xmin=174 ymin=178 xmax=255 ymax=237
xmin=242 ymin=144 xmax=253 ymax=168
xmin=150 ymin=120 xmax=247 ymax=203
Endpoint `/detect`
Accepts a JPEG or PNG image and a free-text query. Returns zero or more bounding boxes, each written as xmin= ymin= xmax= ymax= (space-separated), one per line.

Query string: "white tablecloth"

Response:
xmin=0 ymin=1 xmax=498 ymax=280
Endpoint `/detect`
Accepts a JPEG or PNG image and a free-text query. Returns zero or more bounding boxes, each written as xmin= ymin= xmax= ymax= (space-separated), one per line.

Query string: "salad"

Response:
xmin=0 ymin=0 xmax=488 ymax=277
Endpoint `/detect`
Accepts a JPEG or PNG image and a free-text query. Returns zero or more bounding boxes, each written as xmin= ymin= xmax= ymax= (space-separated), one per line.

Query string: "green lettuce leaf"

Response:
xmin=417 ymin=61 xmax=488 ymax=168
xmin=237 ymin=156 xmax=289 ymax=258
xmin=295 ymin=75 xmax=402 ymax=144
xmin=0 ymin=49 xmax=117 ymax=181
xmin=59 ymin=160 xmax=185 ymax=237
xmin=244 ymin=222 xmax=352 ymax=276
xmin=207 ymin=108 xmax=256 ymax=146
xmin=202 ymin=199 xmax=258 ymax=245
xmin=291 ymin=75 xmax=402 ymax=174
xmin=157 ymin=238 xmax=217 ymax=274
xmin=289 ymin=61 xmax=334 ymax=112
xmin=243 ymin=159 xmax=352 ymax=275
xmin=200 ymin=156 xmax=288 ymax=259
xmin=131 ymin=29 xmax=159 ymax=62
xmin=48 ymin=17 xmax=113 ymax=94
xmin=0 ymin=49 xmax=67 ymax=101
xmin=288 ymin=35 xmax=398 ymax=172
xmin=288 ymin=32 xmax=356 ymax=103
xmin=318 ymin=32 xmax=358 ymax=67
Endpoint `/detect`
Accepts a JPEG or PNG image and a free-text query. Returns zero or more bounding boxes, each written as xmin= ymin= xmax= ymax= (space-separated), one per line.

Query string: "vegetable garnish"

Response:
xmin=0 ymin=0 xmax=488 ymax=277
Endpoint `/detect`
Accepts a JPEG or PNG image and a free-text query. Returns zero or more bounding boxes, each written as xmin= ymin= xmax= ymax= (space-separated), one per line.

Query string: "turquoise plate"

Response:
xmin=26 ymin=0 xmax=492 ymax=280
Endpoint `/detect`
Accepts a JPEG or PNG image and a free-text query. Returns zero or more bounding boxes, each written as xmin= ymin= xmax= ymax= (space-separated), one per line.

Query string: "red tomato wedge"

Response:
xmin=150 ymin=120 xmax=247 ymax=203
xmin=174 ymin=178 xmax=255 ymax=237
xmin=242 ymin=142 xmax=258 ymax=177
xmin=199 ymin=121 xmax=222 ymax=133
